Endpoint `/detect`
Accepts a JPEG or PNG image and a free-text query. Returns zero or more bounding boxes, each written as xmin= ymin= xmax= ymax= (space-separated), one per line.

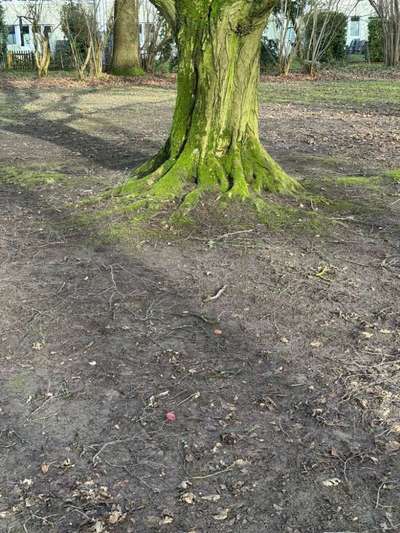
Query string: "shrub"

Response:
xmin=304 ymin=11 xmax=347 ymax=63
xmin=260 ymin=38 xmax=278 ymax=72
xmin=368 ymin=17 xmax=384 ymax=62
xmin=60 ymin=1 xmax=91 ymax=61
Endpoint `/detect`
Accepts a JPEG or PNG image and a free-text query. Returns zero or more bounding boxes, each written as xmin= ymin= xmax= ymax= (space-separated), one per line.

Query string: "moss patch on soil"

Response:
xmin=0 ymin=165 xmax=66 ymax=189
xmin=385 ymin=169 xmax=400 ymax=182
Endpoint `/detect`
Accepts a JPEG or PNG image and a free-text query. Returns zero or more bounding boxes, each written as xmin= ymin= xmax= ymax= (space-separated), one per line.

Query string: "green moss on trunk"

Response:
xmin=115 ymin=0 xmax=300 ymax=215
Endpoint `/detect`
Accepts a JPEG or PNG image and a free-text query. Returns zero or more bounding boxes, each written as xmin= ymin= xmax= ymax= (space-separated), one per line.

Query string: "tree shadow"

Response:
xmin=0 ymin=79 xmax=166 ymax=171
xmin=0 ymin=181 xmax=282 ymax=532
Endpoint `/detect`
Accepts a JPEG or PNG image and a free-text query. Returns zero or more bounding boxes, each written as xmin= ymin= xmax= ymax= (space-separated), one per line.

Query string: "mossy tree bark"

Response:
xmin=117 ymin=0 xmax=299 ymax=208
xmin=111 ymin=0 xmax=141 ymax=75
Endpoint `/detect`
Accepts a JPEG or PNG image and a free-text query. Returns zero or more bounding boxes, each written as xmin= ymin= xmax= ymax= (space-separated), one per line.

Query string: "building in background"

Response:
xmin=264 ymin=0 xmax=375 ymax=48
xmin=3 ymin=0 xmax=68 ymax=53
xmin=1 ymin=0 xmax=377 ymax=56
xmin=343 ymin=0 xmax=375 ymax=45
xmin=1 ymin=0 xmax=156 ymax=54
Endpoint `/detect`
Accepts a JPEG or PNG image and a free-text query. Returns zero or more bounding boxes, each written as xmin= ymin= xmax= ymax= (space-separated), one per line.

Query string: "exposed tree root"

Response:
xmin=110 ymin=139 xmax=301 ymax=222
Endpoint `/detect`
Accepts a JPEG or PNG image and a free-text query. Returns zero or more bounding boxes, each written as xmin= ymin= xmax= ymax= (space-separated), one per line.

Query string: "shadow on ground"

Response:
xmin=1 ymin=180 xmax=399 ymax=533
xmin=0 ymin=81 xmax=162 ymax=171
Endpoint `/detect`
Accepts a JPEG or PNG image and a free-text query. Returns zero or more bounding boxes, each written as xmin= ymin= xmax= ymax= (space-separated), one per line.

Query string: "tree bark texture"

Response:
xmin=117 ymin=0 xmax=299 ymax=209
xmin=111 ymin=0 xmax=141 ymax=75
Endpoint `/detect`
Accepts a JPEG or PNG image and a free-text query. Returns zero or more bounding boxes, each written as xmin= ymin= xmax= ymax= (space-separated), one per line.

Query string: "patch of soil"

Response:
xmin=0 ymin=79 xmax=399 ymax=533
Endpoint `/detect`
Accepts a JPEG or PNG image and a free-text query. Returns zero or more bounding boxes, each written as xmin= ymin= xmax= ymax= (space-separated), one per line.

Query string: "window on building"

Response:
xmin=7 ymin=26 xmax=17 ymax=46
xmin=43 ymin=25 xmax=52 ymax=38
xmin=350 ymin=16 xmax=360 ymax=38
xmin=21 ymin=25 xmax=31 ymax=47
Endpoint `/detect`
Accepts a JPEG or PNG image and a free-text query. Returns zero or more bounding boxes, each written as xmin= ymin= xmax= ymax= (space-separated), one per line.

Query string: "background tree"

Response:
xmin=302 ymin=8 xmax=347 ymax=74
xmin=24 ymin=0 xmax=52 ymax=77
xmin=297 ymin=0 xmax=349 ymax=75
xmin=369 ymin=0 xmax=400 ymax=66
xmin=111 ymin=0 xmax=141 ymax=75
xmin=0 ymin=4 xmax=7 ymax=67
xmin=273 ymin=0 xmax=307 ymax=75
xmin=140 ymin=2 xmax=173 ymax=73
xmin=368 ymin=16 xmax=384 ymax=61
xmin=115 ymin=0 xmax=299 ymax=214
xmin=61 ymin=1 xmax=92 ymax=79
xmin=61 ymin=0 xmax=111 ymax=79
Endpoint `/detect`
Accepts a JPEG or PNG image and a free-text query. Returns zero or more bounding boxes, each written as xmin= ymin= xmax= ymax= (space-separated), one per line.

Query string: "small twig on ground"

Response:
xmin=376 ymin=479 xmax=400 ymax=508
xmin=109 ymin=264 xmax=117 ymax=290
xmin=67 ymin=506 xmax=94 ymax=522
xmin=213 ymin=229 xmax=254 ymax=241
xmin=191 ymin=464 xmax=236 ymax=480
xmin=175 ymin=391 xmax=200 ymax=407
xmin=192 ymin=229 xmax=254 ymax=243
xmin=91 ymin=436 xmax=142 ymax=464
xmin=28 ymin=395 xmax=54 ymax=418
xmin=203 ymin=284 xmax=227 ymax=303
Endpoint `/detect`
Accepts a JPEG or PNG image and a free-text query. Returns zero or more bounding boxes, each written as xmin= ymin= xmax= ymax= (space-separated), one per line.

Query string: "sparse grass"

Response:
xmin=335 ymin=175 xmax=383 ymax=188
xmin=1 ymin=162 xmax=397 ymax=245
xmin=0 ymin=70 xmax=75 ymax=80
xmin=0 ymin=165 xmax=66 ymax=188
xmin=0 ymin=74 xmax=398 ymax=244
xmin=385 ymin=169 xmax=400 ymax=182
xmin=260 ymin=80 xmax=400 ymax=107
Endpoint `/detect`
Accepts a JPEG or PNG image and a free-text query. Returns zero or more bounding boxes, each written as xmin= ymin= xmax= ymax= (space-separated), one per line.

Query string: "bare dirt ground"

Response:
xmin=0 ymin=74 xmax=399 ymax=533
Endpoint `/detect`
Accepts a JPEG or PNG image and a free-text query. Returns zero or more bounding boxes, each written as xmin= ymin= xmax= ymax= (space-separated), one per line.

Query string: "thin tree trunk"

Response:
xmin=369 ymin=0 xmax=400 ymax=66
xmin=33 ymin=34 xmax=51 ymax=78
xmin=111 ymin=0 xmax=141 ymax=75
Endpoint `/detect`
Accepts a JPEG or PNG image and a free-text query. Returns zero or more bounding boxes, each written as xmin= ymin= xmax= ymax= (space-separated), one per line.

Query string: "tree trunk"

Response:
xmin=117 ymin=1 xmax=299 ymax=210
xmin=369 ymin=0 xmax=400 ymax=67
xmin=383 ymin=17 xmax=400 ymax=66
xmin=111 ymin=0 xmax=141 ymax=75
xmin=33 ymin=34 xmax=51 ymax=78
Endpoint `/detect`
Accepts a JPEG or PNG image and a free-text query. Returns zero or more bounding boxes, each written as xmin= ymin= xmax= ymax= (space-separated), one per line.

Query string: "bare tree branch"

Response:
xmin=369 ymin=0 xmax=400 ymax=65
xmin=149 ymin=0 xmax=176 ymax=32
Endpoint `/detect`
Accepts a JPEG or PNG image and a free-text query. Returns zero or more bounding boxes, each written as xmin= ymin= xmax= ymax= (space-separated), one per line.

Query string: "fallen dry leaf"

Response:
xmin=40 ymin=463 xmax=49 ymax=474
xmin=32 ymin=342 xmax=43 ymax=351
xmin=213 ymin=508 xmax=229 ymax=521
xmin=181 ymin=492 xmax=195 ymax=504
xmin=108 ymin=510 xmax=122 ymax=524
xmin=322 ymin=478 xmax=341 ymax=487
xmin=310 ymin=340 xmax=322 ymax=348
xmin=385 ymin=440 xmax=400 ymax=453
xmin=360 ymin=331 xmax=373 ymax=339
xmin=201 ymin=494 xmax=221 ymax=502
xmin=93 ymin=521 xmax=105 ymax=533
xmin=159 ymin=515 xmax=174 ymax=525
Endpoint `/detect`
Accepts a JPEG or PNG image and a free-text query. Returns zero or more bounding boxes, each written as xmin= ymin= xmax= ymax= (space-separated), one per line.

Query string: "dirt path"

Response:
xmin=0 ymin=79 xmax=400 ymax=532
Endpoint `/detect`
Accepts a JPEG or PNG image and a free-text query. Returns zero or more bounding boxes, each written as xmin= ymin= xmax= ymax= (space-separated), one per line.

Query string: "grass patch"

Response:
xmin=335 ymin=175 xmax=383 ymax=188
xmin=385 ymin=169 xmax=400 ymax=183
xmin=78 ymin=190 xmax=333 ymax=245
xmin=74 ymin=166 xmax=400 ymax=244
xmin=260 ymin=80 xmax=400 ymax=108
xmin=0 ymin=165 xmax=66 ymax=188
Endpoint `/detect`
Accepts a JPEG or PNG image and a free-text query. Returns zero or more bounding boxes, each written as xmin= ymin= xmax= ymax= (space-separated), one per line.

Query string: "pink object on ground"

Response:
xmin=166 ymin=411 xmax=176 ymax=422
